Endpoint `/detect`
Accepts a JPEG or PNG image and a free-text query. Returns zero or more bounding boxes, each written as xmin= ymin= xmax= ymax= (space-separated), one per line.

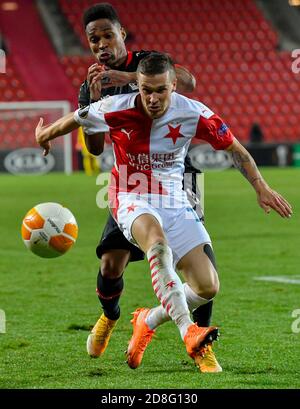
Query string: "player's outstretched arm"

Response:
xmin=35 ymin=112 xmax=80 ymax=156
xmin=226 ymin=138 xmax=293 ymax=218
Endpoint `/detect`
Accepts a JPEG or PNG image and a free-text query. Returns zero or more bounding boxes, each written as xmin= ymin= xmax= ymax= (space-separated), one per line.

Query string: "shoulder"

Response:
xmin=91 ymin=93 xmax=138 ymax=113
xmin=171 ymin=93 xmax=214 ymax=118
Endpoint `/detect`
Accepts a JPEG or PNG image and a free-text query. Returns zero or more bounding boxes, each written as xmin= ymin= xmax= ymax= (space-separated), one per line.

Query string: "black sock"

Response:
xmin=96 ymin=272 xmax=124 ymax=320
xmin=192 ymin=300 xmax=213 ymax=327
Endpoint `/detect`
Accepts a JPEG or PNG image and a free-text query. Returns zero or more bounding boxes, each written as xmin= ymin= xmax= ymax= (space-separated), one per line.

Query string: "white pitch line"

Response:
xmin=254 ymin=276 xmax=300 ymax=285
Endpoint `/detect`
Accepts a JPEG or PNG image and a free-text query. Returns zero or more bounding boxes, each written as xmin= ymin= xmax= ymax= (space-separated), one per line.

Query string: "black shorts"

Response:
xmin=96 ymin=213 xmax=145 ymax=262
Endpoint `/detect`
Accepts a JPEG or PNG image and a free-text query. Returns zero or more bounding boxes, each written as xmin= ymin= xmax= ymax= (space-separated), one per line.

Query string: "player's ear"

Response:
xmin=172 ymin=78 xmax=177 ymax=92
xmin=120 ymin=27 xmax=127 ymax=41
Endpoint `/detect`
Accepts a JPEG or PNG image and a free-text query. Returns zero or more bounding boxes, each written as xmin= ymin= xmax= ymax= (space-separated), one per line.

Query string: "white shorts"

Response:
xmin=114 ymin=193 xmax=211 ymax=267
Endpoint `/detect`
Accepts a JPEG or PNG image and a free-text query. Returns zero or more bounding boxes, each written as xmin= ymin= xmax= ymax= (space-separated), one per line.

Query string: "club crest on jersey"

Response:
xmin=164 ymin=124 xmax=185 ymax=145
xmin=217 ymin=123 xmax=228 ymax=136
xmin=78 ymin=105 xmax=90 ymax=118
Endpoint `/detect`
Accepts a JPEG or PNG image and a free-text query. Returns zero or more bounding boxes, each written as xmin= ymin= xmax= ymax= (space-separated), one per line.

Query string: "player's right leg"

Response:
xmin=183 ymin=161 xmax=215 ymax=328
xmin=87 ymin=214 xmax=144 ymax=358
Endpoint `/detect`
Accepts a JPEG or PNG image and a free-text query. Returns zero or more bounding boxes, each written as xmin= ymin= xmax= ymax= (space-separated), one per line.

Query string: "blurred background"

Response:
xmin=0 ymin=0 xmax=300 ymax=175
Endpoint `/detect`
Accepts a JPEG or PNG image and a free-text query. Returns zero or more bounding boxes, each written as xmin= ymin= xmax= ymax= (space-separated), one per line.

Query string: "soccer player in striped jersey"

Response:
xmin=35 ymin=52 xmax=292 ymax=372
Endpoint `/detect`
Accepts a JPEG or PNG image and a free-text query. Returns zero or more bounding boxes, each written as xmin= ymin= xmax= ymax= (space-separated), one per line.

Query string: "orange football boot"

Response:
xmin=184 ymin=323 xmax=219 ymax=359
xmin=126 ymin=308 xmax=155 ymax=369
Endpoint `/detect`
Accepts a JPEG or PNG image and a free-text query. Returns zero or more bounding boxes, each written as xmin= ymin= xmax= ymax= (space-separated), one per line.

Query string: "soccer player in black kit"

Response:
xmin=80 ymin=3 xmax=221 ymax=372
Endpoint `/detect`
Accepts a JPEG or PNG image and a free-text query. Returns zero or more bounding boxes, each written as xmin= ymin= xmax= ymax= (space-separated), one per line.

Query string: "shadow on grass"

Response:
xmin=3 ymin=339 xmax=30 ymax=349
xmin=67 ymin=324 xmax=92 ymax=331
xmin=87 ymin=369 xmax=106 ymax=377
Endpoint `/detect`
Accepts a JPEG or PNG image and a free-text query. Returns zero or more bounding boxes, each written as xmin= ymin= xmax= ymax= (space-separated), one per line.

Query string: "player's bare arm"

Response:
xmin=84 ymin=66 xmax=106 ymax=155
xmin=87 ymin=63 xmax=105 ymax=101
xmin=100 ymin=68 xmax=137 ymax=89
xmin=100 ymin=65 xmax=195 ymax=92
xmin=174 ymin=64 xmax=196 ymax=93
xmin=87 ymin=63 xmax=136 ymax=94
xmin=82 ymin=129 xmax=105 ymax=156
xmin=35 ymin=113 xmax=81 ymax=156
xmin=226 ymin=138 xmax=293 ymax=218
xmin=87 ymin=62 xmax=195 ymax=93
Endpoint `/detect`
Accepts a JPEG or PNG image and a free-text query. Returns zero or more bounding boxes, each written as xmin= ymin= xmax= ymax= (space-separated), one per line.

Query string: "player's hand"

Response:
xmin=35 ymin=117 xmax=51 ymax=156
xmin=256 ymin=183 xmax=293 ymax=218
xmin=87 ymin=63 xmax=105 ymax=101
xmin=99 ymin=70 xmax=136 ymax=89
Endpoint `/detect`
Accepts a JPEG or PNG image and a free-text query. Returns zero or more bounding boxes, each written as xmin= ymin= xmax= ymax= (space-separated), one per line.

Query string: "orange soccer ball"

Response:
xmin=21 ymin=202 xmax=78 ymax=258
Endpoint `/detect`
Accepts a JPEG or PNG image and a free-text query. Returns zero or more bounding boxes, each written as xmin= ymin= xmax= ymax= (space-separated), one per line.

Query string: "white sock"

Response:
xmin=146 ymin=283 xmax=213 ymax=331
xmin=183 ymin=283 xmax=211 ymax=312
xmin=147 ymin=242 xmax=192 ymax=339
xmin=146 ymin=305 xmax=170 ymax=330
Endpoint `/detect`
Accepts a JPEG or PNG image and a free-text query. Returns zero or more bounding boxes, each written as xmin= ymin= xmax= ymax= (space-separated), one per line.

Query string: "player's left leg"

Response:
xmin=183 ymin=162 xmax=214 ymax=328
xmin=190 ymin=239 xmax=216 ymax=327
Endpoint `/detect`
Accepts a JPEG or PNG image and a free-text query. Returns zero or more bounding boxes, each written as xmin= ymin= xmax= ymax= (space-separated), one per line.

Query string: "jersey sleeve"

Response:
xmin=74 ymin=101 xmax=109 ymax=135
xmin=78 ymin=80 xmax=90 ymax=107
xmin=195 ymin=114 xmax=234 ymax=150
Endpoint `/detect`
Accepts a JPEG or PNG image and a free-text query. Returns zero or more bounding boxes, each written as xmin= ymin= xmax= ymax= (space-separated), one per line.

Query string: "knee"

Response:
xmin=203 ymin=281 xmax=220 ymax=300
xmin=100 ymin=254 xmax=126 ymax=279
xmin=195 ymin=279 xmax=220 ymax=300
xmin=148 ymin=238 xmax=167 ymax=250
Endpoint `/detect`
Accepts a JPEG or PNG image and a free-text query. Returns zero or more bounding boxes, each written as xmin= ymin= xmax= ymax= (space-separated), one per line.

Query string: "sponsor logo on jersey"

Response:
xmin=121 ymin=128 xmax=134 ymax=140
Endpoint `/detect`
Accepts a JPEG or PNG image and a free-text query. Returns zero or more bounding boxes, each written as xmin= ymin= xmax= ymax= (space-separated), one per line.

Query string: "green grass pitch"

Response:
xmin=0 ymin=168 xmax=299 ymax=389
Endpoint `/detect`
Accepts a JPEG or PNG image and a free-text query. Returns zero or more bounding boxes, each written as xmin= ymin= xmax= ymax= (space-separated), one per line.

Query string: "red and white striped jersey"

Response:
xmin=74 ymin=92 xmax=234 ymax=205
